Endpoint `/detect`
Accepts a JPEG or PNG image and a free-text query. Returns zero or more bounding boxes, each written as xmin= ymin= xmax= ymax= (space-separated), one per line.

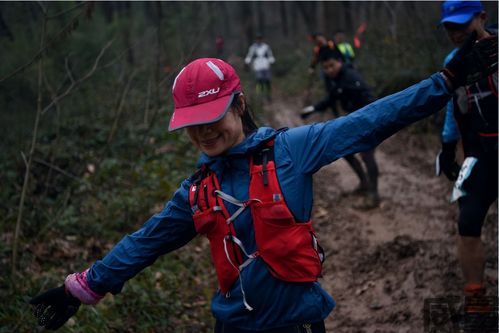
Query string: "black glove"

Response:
xmin=442 ymin=31 xmax=498 ymax=88
xmin=30 ymin=285 xmax=81 ymax=330
xmin=436 ymin=141 xmax=461 ymax=181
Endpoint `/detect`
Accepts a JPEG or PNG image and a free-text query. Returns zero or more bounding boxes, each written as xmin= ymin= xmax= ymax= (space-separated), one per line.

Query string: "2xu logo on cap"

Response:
xmin=198 ymin=87 xmax=220 ymax=98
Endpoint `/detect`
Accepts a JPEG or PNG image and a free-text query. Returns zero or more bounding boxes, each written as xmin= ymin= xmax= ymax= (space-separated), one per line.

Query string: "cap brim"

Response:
xmin=168 ymin=93 xmax=236 ymax=131
xmin=440 ymin=13 xmax=474 ymax=25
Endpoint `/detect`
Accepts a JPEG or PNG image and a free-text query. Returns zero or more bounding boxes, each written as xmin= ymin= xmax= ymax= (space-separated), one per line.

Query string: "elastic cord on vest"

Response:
xmin=223 ymin=235 xmax=257 ymax=311
xmin=215 ymin=189 xmax=261 ymax=311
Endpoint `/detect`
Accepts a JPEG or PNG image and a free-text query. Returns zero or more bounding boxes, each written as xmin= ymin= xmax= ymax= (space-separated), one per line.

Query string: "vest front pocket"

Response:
xmin=193 ymin=209 xmax=218 ymax=235
xmin=252 ymin=201 xmax=322 ymax=282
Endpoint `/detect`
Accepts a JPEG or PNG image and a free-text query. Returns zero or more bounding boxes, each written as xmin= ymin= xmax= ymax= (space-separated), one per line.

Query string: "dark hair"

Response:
xmin=231 ymin=93 xmax=258 ymax=135
xmin=318 ymin=47 xmax=345 ymax=63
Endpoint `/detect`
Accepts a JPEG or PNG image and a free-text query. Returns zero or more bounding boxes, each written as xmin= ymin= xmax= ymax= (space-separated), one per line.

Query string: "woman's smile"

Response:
xmin=186 ymin=107 xmax=246 ymax=156
xmin=200 ymin=134 xmax=222 ymax=148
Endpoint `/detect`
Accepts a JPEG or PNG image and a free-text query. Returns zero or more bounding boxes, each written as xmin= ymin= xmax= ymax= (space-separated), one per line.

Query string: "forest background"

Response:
xmin=0 ymin=1 xmax=498 ymax=332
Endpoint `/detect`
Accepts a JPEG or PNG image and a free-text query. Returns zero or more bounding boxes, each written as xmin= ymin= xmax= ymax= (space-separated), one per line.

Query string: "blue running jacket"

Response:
xmin=86 ymin=73 xmax=451 ymax=330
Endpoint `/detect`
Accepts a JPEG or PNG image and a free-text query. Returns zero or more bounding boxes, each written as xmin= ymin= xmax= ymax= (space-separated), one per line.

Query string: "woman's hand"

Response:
xmin=30 ymin=285 xmax=81 ymax=330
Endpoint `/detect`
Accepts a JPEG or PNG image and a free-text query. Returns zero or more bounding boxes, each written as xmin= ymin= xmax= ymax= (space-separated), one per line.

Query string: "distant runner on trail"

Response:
xmin=334 ymin=30 xmax=356 ymax=65
xmin=301 ymin=48 xmax=380 ymax=208
xmin=215 ymin=35 xmax=225 ymax=60
xmin=436 ymin=0 xmax=498 ymax=314
xmin=304 ymin=32 xmax=337 ymax=107
xmin=244 ymin=34 xmax=275 ymax=101
xmin=30 ymin=32 xmax=497 ymax=332
xmin=308 ymin=32 xmax=336 ymax=75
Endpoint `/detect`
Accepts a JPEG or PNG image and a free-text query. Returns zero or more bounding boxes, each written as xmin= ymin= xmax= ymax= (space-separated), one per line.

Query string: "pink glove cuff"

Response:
xmin=65 ymin=269 xmax=105 ymax=305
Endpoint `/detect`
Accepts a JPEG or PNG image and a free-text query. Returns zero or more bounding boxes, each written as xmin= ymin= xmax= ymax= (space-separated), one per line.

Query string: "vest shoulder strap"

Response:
xmin=188 ymin=166 xmax=220 ymax=213
xmin=251 ymin=139 xmax=275 ymax=166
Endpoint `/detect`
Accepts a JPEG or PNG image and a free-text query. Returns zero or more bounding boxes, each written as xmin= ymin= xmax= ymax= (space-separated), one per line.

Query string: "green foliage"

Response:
xmin=0 ymin=3 xmax=215 ymax=331
xmin=0 ymin=103 xmax=213 ymax=331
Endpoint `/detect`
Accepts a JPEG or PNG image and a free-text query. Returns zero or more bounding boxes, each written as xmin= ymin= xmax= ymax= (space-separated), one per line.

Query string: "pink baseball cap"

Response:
xmin=168 ymin=58 xmax=242 ymax=131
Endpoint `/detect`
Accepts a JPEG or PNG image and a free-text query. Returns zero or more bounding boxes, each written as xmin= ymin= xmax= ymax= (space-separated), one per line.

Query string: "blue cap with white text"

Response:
xmin=441 ymin=1 xmax=484 ymax=24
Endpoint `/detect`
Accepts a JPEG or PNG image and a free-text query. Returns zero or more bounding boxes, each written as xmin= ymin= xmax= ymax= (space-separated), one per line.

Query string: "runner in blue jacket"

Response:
xmin=436 ymin=1 xmax=498 ymax=310
xmin=30 ymin=34 xmax=497 ymax=332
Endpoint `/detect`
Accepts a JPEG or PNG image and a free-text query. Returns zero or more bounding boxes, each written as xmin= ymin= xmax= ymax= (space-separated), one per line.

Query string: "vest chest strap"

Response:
xmin=214 ymin=190 xmax=261 ymax=224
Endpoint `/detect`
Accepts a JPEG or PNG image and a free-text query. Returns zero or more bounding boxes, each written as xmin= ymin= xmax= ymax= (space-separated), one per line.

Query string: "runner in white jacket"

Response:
xmin=245 ymin=34 xmax=275 ymax=101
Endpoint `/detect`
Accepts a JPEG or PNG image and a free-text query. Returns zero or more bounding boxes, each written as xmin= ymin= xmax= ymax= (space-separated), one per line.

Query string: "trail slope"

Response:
xmin=264 ymin=92 xmax=498 ymax=333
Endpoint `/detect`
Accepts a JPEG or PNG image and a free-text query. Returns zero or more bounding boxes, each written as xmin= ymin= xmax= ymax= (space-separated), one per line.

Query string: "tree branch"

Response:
xmin=47 ymin=1 xmax=86 ymax=20
xmin=0 ymin=9 xmax=85 ymax=83
xmin=41 ymin=39 xmax=114 ymax=115
xmin=12 ymin=12 xmax=47 ymax=277
xmin=107 ymin=70 xmax=137 ymax=144
xmin=64 ymin=57 xmax=75 ymax=84
xmin=32 ymin=157 xmax=84 ymax=183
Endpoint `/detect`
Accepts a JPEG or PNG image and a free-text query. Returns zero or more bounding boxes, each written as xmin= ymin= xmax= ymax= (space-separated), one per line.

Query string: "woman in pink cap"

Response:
xmin=30 ymin=33 xmax=497 ymax=333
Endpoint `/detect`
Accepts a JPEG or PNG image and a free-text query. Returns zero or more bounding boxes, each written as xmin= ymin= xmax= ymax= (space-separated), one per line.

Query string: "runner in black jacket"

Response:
xmin=301 ymin=48 xmax=380 ymax=208
xmin=437 ymin=1 xmax=498 ymax=312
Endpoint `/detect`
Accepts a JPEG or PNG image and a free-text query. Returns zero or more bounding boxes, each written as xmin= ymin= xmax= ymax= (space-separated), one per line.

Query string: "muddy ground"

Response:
xmin=264 ymin=91 xmax=498 ymax=333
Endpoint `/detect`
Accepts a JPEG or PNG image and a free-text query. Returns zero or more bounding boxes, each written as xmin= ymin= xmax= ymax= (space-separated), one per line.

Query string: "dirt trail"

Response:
xmin=263 ymin=92 xmax=498 ymax=333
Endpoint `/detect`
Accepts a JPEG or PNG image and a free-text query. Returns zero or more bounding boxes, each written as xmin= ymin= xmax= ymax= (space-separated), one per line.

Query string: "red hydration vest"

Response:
xmin=188 ymin=140 xmax=324 ymax=308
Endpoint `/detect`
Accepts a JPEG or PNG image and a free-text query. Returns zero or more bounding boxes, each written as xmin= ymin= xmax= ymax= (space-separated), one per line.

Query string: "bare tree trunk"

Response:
xmin=279 ymin=1 xmax=288 ymax=37
xmin=296 ymin=2 xmax=316 ymax=33
xmin=356 ymin=1 xmax=368 ymax=27
xmin=241 ymin=2 xmax=254 ymax=50
xmin=383 ymin=1 xmax=397 ymax=41
xmin=290 ymin=2 xmax=298 ymax=36
xmin=335 ymin=2 xmax=345 ymax=33
xmin=0 ymin=8 xmax=14 ymax=40
xmin=12 ymin=5 xmax=47 ymax=278
xmin=122 ymin=2 xmax=134 ymax=66
xmin=257 ymin=1 xmax=265 ymax=35
xmin=220 ymin=2 xmax=230 ymax=37
xmin=323 ymin=2 xmax=332 ymax=35
xmin=343 ymin=1 xmax=354 ymax=33
xmin=101 ymin=1 xmax=114 ymax=23
xmin=143 ymin=77 xmax=152 ymax=127
xmin=368 ymin=0 xmax=378 ymax=22
xmin=107 ymin=71 xmax=136 ymax=144
xmin=141 ymin=0 xmax=163 ymax=143
xmin=316 ymin=1 xmax=325 ymax=37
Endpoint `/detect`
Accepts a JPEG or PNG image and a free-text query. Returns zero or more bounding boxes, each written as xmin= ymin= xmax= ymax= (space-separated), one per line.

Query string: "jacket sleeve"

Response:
xmin=266 ymin=44 xmax=275 ymax=64
xmin=86 ymin=178 xmax=197 ymax=295
xmin=281 ymin=73 xmax=453 ymax=174
xmin=309 ymin=46 xmax=320 ymax=69
xmin=441 ymin=48 xmax=461 ymax=143
xmin=314 ymin=79 xmax=336 ymax=111
xmin=342 ymin=68 xmax=375 ymax=105
xmin=245 ymin=45 xmax=255 ymax=65
xmin=441 ymin=101 xmax=461 ymax=143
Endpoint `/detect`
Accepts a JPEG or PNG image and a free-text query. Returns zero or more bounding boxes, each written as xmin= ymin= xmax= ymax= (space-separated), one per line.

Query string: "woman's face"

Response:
xmin=186 ymin=107 xmax=245 ymax=157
